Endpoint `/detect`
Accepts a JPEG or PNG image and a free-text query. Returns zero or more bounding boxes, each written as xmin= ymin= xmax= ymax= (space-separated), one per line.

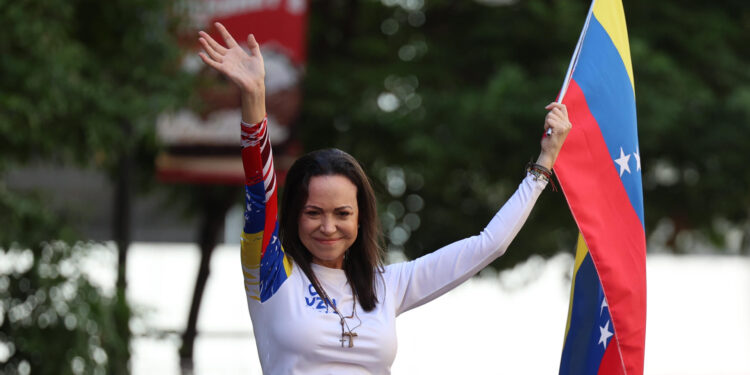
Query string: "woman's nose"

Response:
xmin=319 ymin=217 xmax=336 ymax=234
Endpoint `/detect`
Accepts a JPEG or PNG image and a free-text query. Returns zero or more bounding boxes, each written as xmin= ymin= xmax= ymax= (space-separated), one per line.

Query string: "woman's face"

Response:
xmin=298 ymin=175 xmax=359 ymax=269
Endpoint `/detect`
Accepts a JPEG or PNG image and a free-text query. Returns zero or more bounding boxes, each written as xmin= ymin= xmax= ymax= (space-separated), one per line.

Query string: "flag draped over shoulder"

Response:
xmin=555 ymin=1 xmax=646 ymax=374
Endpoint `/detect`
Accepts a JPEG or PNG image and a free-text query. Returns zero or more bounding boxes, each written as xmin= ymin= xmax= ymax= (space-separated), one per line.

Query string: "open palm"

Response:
xmin=198 ymin=22 xmax=265 ymax=94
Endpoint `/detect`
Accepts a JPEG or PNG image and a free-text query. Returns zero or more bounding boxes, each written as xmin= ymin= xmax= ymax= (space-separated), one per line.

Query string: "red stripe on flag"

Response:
xmin=600 ymin=334 xmax=626 ymax=374
xmin=242 ymin=146 xmax=264 ymax=186
xmin=261 ymin=190 xmax=278 ymax=257
xmin=556 ymin=79 xmax=647 ymax=374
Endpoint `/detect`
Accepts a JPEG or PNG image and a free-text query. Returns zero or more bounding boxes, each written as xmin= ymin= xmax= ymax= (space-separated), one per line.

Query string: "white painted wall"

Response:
xmin=81 ymin=244 xmax=750 ymax=374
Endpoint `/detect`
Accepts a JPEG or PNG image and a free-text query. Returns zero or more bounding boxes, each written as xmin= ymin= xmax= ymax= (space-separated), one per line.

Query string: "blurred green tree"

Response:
xmin=300 ymin=0 xmax=750 ymax=264
xmin=0 ymin=188 xmax=119 ymax=375
xmin=629 ymin=1 xmax=750 ymax=253
xmin=0 ymin=0 xmax=189 ymax=373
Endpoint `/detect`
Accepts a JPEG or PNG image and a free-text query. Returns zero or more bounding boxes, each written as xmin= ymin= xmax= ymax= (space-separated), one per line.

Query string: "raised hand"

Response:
xmin=537 ymin=102 xmax=572 ymax=169
xmin=198 ymin=22 xmax=266 ymax=123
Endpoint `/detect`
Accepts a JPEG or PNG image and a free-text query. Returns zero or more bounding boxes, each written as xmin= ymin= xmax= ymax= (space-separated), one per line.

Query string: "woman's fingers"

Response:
xmin=215 ymin=22 xmax=239 ymax=48
xmin=198 ymin=52 xmax=223 ymax=71
xmin=546 ymin=106 xmax=564 ymax=119
xmin=199 ymin=38 xmax=223 ymax=62
xmin=199 ymin=30 xmax=227 ymax=55
xmin=546 ymin=110 xmax=563 ymax=129
xmin=247 ymin=34 xmax=261 ymax=56
xmin=543 ymin=102 xmax=572 ymax=138
xmin=545 ymin=105 xmax=570 ymax=125
xmin=551 ymin=108 xmax=565 ymax=123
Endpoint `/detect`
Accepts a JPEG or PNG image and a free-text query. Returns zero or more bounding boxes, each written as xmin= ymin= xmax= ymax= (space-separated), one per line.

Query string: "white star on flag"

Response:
xmin=614 ymin=147 xmax=631 ymax=177
xmin=600 ymin=298 xmax=609 ymax=315
xmin=634 ymin=151 xmax=641 ymax=171
xmin=599 ymin=320 xmax=614 ymax=349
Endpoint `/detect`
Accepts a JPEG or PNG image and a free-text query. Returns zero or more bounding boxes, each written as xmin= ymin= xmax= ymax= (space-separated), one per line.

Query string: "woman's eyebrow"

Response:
xmin=303 ymin=205 xmax=354 ymax=210
xmin=302 ymin=204 xmax=354 ymax=211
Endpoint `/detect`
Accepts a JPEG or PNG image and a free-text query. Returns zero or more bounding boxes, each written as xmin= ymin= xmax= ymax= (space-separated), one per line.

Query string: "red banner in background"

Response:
xmin=156 ymin=0 xmax=308 ymax=185
xmin=208 ymin=2 xmax=307 ymax=65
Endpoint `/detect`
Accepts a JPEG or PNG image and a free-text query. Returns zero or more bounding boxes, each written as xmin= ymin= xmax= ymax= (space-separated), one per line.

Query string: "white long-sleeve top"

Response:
xmin=240 ymin=117 xmax=547 ymax=374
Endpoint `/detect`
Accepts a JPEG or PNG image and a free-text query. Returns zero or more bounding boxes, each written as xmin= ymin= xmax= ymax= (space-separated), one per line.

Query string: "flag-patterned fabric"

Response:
xmin=240 ymin=117 xmax=293 ymax=302
xmin=555 ymin=1 xmax=646 ymax=374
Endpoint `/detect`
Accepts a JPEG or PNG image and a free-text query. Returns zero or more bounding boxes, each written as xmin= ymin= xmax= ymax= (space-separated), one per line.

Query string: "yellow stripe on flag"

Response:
xmin=563 ymin=232 xmax=591 ymax=344
xmin=593 ymin=0 xmax=635 ymax=94
xmin=283 ymin=253 xmax=293 ymax=276
xmin=241 ymin=231 xmax=264 ymax=268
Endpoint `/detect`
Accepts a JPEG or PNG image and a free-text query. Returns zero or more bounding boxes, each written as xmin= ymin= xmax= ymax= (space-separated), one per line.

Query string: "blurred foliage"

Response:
xmin=300 ymin=0 xmax=750 ymax=263
xmin=628 ymin=1 xmax=750 ymax=252
xmin=0 ymin=0 xmax=189 ymax=181
xmin=0 ymin=187 xmax=119 ymax=375
xmin=0 ymin=0 xmax=189 ymax=373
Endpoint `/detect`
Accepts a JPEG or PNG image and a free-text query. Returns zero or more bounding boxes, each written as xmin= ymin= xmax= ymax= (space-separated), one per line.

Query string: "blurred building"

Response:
xmin=5 ymin=165 xmax=200 ymax=242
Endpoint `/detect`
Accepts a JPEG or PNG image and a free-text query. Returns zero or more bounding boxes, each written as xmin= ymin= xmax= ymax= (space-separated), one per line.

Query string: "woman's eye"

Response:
xmin=304 ymin=211 xmax=319 ymax=217
xmin=338 ymin=212 xmax=351 ymax=217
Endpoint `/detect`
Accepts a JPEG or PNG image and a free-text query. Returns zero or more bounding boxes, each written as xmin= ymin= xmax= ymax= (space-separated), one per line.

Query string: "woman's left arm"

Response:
xmin=389 ymin=103 xmax=571 ymax=314
xmin=198 ymin=23 xmax=291 ymax=303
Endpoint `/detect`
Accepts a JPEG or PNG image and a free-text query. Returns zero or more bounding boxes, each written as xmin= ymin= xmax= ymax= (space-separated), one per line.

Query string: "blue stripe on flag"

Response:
xmin=572 ymin=15 xmax=644 ymax=227
xmin=244 ymin=183 xmax=267 ymax=234
xmin=259 ymin=221 xmax=288 ymax=302
xmin=559 ymin=252 xmax=609 ymax=374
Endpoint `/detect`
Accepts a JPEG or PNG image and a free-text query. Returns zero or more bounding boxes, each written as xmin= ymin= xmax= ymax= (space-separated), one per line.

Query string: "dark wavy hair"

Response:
xmin=279 ymin=148 xmax=384 ymax=312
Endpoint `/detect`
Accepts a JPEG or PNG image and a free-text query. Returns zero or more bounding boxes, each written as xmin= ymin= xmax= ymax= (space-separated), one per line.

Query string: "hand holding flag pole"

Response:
xmin=547 ymin=1 xmax=594 ymax=139
xmin=538 ymin=102 xmax=572 ymax=170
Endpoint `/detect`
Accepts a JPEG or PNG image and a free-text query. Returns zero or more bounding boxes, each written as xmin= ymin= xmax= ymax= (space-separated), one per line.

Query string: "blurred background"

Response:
xmin=1 ymin=0 xmax=749 ymax=374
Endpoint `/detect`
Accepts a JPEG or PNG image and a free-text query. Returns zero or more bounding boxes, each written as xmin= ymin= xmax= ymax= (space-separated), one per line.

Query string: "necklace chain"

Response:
xmin=317 ymin=283 xmax=361 ymax=348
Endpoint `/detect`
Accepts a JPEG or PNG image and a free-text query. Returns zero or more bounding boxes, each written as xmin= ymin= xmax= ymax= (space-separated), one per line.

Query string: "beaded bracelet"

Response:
xmin=525 ymin=162 xmax=558 ymax=191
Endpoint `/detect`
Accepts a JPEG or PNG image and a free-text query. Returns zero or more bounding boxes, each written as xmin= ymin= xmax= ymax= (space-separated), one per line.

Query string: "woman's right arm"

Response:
xmin=199 ymin=23 xmax=291 ymax=302
xmin=387 ymin=103 xmax=572 ymax=314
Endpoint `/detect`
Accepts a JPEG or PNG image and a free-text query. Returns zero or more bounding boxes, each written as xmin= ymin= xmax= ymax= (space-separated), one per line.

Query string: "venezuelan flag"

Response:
xmin=555 ymin=1 xmax=646 ymax=374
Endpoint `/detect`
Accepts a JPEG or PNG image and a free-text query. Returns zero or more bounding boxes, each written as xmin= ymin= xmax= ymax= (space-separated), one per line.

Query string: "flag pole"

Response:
xmin=557 ymin=0 xmax=596 ymax=103
xmin=547 ymin=1 xmax=595 ymax=135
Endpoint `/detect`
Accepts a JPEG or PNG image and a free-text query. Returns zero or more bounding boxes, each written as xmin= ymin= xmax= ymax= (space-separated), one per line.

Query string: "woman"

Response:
xmin=198 ymin=22 xmax=571 ymax=374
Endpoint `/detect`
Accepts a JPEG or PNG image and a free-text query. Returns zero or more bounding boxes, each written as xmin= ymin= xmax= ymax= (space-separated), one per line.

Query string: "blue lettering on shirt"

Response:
xmin=305 ymin=283 xmax=336 ymax=313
